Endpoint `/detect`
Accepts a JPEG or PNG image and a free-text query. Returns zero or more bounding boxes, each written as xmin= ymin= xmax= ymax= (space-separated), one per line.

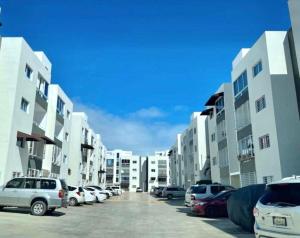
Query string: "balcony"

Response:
xmin=35 ymin=89 xmax=48 ymax=110
xmin=237 ymin=151 xmax=255 ymax=162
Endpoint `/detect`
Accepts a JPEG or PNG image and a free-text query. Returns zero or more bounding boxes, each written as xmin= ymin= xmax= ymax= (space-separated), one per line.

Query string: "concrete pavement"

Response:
xmin=0 ymin=192 xmax=254 ymax=238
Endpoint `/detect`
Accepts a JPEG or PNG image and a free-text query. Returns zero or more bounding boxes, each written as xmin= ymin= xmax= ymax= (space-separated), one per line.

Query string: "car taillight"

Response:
xmin=253 ymin=207 xmax=259 ymax=217
xmin=191 ymin=195 xmax=195 ymax=200
xmin=76 ymin=191 xmax=80 ymax=196
xmin=58 ymin=189 xmax=64 ymax=198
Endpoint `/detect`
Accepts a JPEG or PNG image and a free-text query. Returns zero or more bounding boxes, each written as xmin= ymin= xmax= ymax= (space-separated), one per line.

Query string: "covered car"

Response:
xmin=227 ymin=184 xmax=266 ymax=232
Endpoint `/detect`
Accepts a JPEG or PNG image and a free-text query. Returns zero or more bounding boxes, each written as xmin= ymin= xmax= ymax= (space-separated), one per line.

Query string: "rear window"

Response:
xmin=85 ymin=187 xmax=94 ymax=191
xmin=40 ymin=179 xmax=56 ymax=190
xmin=191 ymin=186 xmax=206 ymax=194
xmin=211 ymin=186 xmax=226 ymax=195
xmin=260 ymin=183 xmax=300 ymax=206
xmin=78 ymin=187 xmax=84 ymax=192
xmin=167 ymin=187 xmax=178 ymax=191
xmin=68 ymin=186 xmax=76 ymax=191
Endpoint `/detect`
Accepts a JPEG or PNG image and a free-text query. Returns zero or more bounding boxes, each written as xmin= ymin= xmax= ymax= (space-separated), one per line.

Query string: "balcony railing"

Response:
xmin=27 ymin=168 xmax=42 ymax=177
xmin=237 ymin=151 xmax=255 ymax=162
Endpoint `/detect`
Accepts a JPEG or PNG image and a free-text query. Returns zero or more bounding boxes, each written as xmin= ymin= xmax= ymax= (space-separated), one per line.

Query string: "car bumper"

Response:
xmin=48 ymin=198 xmax=68 ymax=208
xmin=255 ymin=223 xmax=300 ymax=238
xmin=191 ymin=205 xmax=205 ymax=215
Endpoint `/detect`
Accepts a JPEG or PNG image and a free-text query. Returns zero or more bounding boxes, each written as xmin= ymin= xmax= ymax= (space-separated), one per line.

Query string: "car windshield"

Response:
xmin=191 ymin=186 xmax=206 ymax=194
xmin=212 ymin=190 xmax=234 ymax=200
xmin=260 ymin=183 xmax=300 ymax=207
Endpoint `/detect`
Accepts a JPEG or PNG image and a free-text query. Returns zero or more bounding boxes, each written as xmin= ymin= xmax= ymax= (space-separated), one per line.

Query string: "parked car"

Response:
xmin=191 ymin=190 xmax=235 ymax=217
xmin=227 ymin=184 xmax=266 ymax=232
xmin=84 ymin=187 xmax=106 ymax=202
xmin=88 ymin=185 xmax=112 ymax=198
xmin=154 ymin=186 xmax=165 ymax=197
xmin=83 ymin=188 xmax=96 ymax=204
xmin=185 ymin=184 xmax=234 ymax=206
xmin=0 ymin=177 xmax=68 ymax=216
xmin=161 ymin=186 xmax=186 ymax=199
xmin=254 ymin=176 xmax=300 ymax=238
xmin=136 ymin=187 xmax=143 ymax=192
xmin=68 ymin=186 xmax=85 ymax=206
xmin=111 ymin=185 xmax=122 ymax=195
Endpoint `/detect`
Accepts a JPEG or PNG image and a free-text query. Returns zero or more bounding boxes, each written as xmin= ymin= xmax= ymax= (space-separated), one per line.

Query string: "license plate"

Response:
xmin=273 ymin=216 xmax=287 ymax=226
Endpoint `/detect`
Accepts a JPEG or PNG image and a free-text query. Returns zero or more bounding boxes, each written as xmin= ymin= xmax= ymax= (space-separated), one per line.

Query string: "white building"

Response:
xmin=0 ymin=37 xmax=54 ymax=185
xmin=129 ymin=155 xmax=140 ymax=192
xmin=147 ymin=151 xmax=170 ymax=191
xmin=67 ymin=112 xmax=98 ymax=186
xmin=42 ymin=85 xmax=73 ymax=179
xmin=231 ymin=31 xmax=300 ymax=186
xmin=202 ymin=83 xmax=239 ymax=187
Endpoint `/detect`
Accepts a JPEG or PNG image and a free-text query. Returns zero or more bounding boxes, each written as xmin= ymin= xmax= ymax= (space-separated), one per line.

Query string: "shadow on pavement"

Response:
xmin=0 ymin=207 xmax=66 ymax=217
xmin=202 ymin=218 xmax=254 ymax=238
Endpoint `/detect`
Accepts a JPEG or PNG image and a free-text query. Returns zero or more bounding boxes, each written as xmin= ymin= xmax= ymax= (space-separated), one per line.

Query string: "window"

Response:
xmin=211 ymin=133 xmax=215 ymax=142
xmin=151 ymin=169 xmax=155 ymax=172
xmin=16 ymin=138 xmax=24 ymax=148
xmin=194 ymin=128 xmax=196 ymax=134
xmin=235 ymin=101 xmax=251 ymax=130
xmin=151 ymin=161 xmax=155 ymax=164
xmin=63 ymin=155 xmax=67 ymax=163
xmin=106 ymin=159 xmax=114 ymax=167
xmin=6 ymin=178 xmax=25 ymax=188
xmin=263 ymin=176 xmax=273 ymax=184
xmin=20 ymin=98 xmax=29 ymax=113
xmin=255 ymin=95 xmax=266 ymax=113
xmin=132 ymin=185 xmax=136 ymax=188
xmin=238 ymin=135 xmax=254 ymax=156
xmin=116 ymin=178 xmax=119 ymax=182
xmin=211 ymin=185 xmax=225 ymax=195
xmin=215 ymin=96 xmax=224 ymax=114
xmin=132 ymin=160 xmax=137 ymax=164
xmin=132 ymin=177 xmax=137 ymax=180
xmin=150 ymin=177 xmax=156 ymax=181
xmin=56 ymin=96 xmax=65 ymax=116
xmin=194 ymin=145 xmax=197 ymax=152
xmin=259 ymin=134 xmax=270 ymax=150
xmin=191 ymin=186 xmax=206 ymax=194
xmin=24 ymin=178 xmax=37 ymax=189
xmin=12 ymin=172 xmax=21 ymax=178
xmin=40 ymin=179 xmax=56 ymax=189
xmin=37 ymin=74 xmax=48 ymax=98
xmin=212 ymin=157 xmax=217 ymax=166
xmin=116 ymin=169 xmax=119 ymax=174
xmin=25 ymin=64 xmax=33 ymax=80
xmin=68 ymin=186 xmax=76 ymax=191
xmin=65 ymin=132 xmax=69 ymax=141
xmin=233 ymin=70 xmax=248 ymax=98
xmin=253 ymin=61 xmax=262 ymax=77
xmin=132 ymin=168 xmax=137 ymax=172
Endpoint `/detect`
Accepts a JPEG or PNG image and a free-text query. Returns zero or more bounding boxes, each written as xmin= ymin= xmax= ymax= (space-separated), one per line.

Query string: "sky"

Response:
xmin=0 ymin=0 xmax=291 ymax=155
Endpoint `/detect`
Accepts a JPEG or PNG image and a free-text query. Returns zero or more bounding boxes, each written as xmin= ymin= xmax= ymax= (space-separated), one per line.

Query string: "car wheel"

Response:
xmin=69 ymin=197 xmax=78 ymax=206
xmin=31 ymin=200 xmax=47 ymax=216
xmin=206 ymin=207 xmax=217 ymax=218
xmin=167 ymin=194 xmax=173 ymax=200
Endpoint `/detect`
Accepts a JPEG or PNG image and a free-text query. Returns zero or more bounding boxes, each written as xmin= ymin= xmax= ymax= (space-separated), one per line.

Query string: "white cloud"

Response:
xmin=129 ymin=106 xmax=166 ymax=119
xmin=74 ymin=102 xmax=186 ymax=155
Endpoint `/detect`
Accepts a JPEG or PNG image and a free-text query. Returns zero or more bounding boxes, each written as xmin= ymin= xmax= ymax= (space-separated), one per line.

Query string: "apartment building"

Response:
xmin=147 ymin=151 xmax=170 ymax=191
xmin=0 ymin=37 xmax=54 ymax=185
xmin=231 ymin=31 xmax=300 ymax=186
xmin=169 ymin=134 xmax=183 ymax=187
xmin=129 ymin=155 xmax=140 ymax=192
xmin=202 ymin=83 xmax=239 ymax=187
xmin=179 ymin=113 xmax=210 ymax=189
xmin=67 ymin=112 xmax=104 ymax=186
xmin=42 ymin=85 xmax=73 ymax=179
xmin=105 ymin=150 xmax=133 ymax=190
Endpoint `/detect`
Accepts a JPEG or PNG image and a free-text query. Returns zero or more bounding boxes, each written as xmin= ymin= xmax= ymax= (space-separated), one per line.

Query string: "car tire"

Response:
xmin=69 ymin=197 xmax=78 ymax=206
xmin=31 ymin=200 xmax=47 ymax=216
xmin=206 ymin=207 xmax=217 ymax=218
xmin=167 ymin=194 xmax=173 ymax=200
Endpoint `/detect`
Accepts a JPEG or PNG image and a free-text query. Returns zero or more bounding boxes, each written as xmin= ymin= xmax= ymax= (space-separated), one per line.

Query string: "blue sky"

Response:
xmin=0 ymin=0 xmax=291 ymax=154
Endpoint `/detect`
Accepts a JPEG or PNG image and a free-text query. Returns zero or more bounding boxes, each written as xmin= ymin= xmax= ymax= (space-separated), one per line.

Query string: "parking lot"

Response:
xmin=0 ymin=192 xmax=254 ymax=238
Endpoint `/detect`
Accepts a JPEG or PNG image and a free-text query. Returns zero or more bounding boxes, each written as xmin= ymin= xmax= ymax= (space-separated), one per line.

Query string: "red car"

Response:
xmin=191 ymin=190 xmax=235 ymax=217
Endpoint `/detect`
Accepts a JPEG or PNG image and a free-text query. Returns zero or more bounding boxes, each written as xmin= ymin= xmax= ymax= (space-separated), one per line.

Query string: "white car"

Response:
xmin=68 ymin=186 xmax=85 ymax=206
xmin=109 ymin=186 xmax=122 ymax=195
xmin=83 ymin=188 xmax=96 ymax=204
xmin=185 ymin=184 xmax=234 ymax=206
xmin=85 ymin=187 xmax=106 ymax=202
xmin=254 ymin=176 xmax=300 ymax=238
xmin=88 ymin=185 xmax=113 ymax=198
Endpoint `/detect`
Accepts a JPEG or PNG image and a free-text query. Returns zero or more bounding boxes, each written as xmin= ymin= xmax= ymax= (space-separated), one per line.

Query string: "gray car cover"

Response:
xmin=227 ymin=184 xmax=266 ymax=232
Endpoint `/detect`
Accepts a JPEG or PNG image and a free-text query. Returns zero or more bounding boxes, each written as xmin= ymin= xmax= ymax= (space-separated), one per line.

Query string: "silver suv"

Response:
xmin=0 ymin=177 xmax=68 ymax=216
xmin=161 ymin=186 xmax=186 ymax=199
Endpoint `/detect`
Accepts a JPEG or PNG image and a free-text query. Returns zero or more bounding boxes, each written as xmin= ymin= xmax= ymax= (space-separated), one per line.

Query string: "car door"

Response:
xmin=0 ymin=178 xmax=25 ymax=206
xmin=17 ymin=178 xmax=38 ymax=207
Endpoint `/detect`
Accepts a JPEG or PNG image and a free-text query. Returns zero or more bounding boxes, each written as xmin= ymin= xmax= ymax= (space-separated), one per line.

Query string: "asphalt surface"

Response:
xmin=0 ymin=192 xmax=254 ymax=238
